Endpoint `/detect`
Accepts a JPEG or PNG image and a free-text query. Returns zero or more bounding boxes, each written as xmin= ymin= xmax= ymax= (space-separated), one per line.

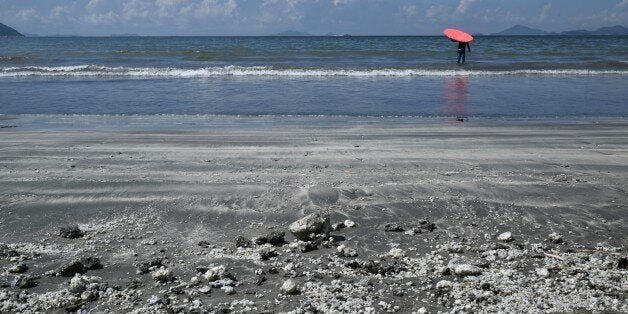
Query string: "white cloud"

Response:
xmin=617 ymin=0 xmax=628 ymax=8
xmin=14 ymin=8 xmax=39 ymax=21
xmin=83 ymin=11 xmax=117 ymax=25
xmin=539 ymin=3 xmax=552 ymax=21
xmin=454 ymin=0 xmax=477 ymax=15
xmin=399 ymin=5 xmax=417 ymax=19
xmin=425 ymin=5 xmax=445 ymax=20
xmin=87 ymin=0 xmax=104 ymax=12
xmin=180 ymin=0 xmax=238 ymax=19
xmin=333 ymin=0 xmax=353 ymax=6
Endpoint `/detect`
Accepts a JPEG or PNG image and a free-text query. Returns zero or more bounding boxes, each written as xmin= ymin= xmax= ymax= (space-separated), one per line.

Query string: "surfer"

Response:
xmin=457 ymin=41 xmax=470 ymax=64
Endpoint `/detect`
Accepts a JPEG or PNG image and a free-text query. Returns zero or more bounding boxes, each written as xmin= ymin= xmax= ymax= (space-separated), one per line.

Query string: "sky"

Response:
xmin=1 ymin=0 xmax=627 ymax=36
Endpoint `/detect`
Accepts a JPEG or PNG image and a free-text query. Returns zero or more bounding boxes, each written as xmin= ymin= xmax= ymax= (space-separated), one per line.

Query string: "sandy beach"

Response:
xmin=1 ymin=119 xmax=627 ymax=313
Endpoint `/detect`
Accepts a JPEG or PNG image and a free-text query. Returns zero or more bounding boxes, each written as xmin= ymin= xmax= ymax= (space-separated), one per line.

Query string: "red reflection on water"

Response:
xmin=442 ymin=77 xmax=469 ymax=123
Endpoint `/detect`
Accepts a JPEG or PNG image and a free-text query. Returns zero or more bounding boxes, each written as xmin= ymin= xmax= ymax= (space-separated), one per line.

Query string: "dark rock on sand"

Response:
xmin=135 ymin=257 xmax=164 ymax=274
xmin=58 ymin=261 xmax=87 ymax=277
xmin=8 ymin=263 xmax=28 ymax=274
xmin=384 ymin=223 xmax=404 ymax=232
xmin=198 ymin=240 xmax=212 ymax=248
xmin=254 ymin=232 xmax=287 ymax=246
xmin=618 ymin=257 xmax=628 ymax=269
xmin=289 ymin=211 xmax=331 ymax=241
xmin=298 ymin=241 xmax=318 ymax=253
xmin=59 ymin=226 xmax=84 ymax=239
xmin=235 ymin=236 xmax=253 ymax=248
xmin=1 ymin=275 xmax=38 ymax=288
xmin=259 ymin=248 xmax=278 ymax=261
xmin=80 ymin=257 xmax=103 ymax=270
xmin=0 ymin=244 xmax=19 ymax=258
xmin=266 ymin=232 xmax=287 ymax=246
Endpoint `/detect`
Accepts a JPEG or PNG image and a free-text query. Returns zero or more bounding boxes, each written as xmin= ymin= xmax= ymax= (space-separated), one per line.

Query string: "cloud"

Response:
xmin=333 ymin=0 xmax=353 ymax=6
xmin=399 ymin=5 xmax=417 ymax=19
xmin=425 ymin=5 xmax=445 ymax=20
xmin=181 ymin=0 xmax=239 ymax=19
xmin=454 ymin=0 xmax=477 ymax=15
xmin=87 ymin=0 xmax=105 ymax=12
xmin=539 ymin=3 xmax=552 ymax=21
xmin=617 ymin=0 xmax=628 ymax=8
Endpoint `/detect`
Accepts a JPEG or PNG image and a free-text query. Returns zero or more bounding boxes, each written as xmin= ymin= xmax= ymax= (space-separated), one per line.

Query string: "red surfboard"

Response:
xmin=443 ymin=28 xmax=474 ymax=43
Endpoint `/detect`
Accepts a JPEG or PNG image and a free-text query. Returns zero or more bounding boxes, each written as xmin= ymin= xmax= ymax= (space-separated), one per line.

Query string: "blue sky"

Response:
xmin=1 ymin=0 xmax=627 ymax=36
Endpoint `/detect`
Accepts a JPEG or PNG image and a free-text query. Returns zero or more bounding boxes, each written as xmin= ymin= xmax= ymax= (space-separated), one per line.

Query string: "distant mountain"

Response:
xmin=0 ymin=23 xmax=23 ymax=37
xmin=323 ymin=32 xmax=338 ymax=36
xmin=110 ymin=34 xmax=141 ymax=37
xmin=492 ymin=25 xmax=553 ymax=36
xmin=271 ymin=30 xmax=313 ymax=36
xmin=563 ymin=25 xmax=628 ymax=36
xmin=492 ymin=24 xmax=628 ymax=36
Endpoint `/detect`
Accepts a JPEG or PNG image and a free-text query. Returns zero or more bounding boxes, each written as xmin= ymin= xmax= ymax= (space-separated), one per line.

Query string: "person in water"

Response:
xmin=457 ymin=41 xmax=471 ymax=63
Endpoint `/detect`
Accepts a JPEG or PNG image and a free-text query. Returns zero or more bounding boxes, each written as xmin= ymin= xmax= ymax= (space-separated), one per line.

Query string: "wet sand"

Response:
xmin=1 ymin=120 xmax=627 ymax=313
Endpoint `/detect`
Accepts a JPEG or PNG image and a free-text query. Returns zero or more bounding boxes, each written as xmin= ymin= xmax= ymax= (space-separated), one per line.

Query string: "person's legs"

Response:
xmin=457 ymin=52 xmax=463 ymax=63
xmin=461 ymin=53 xmax=465 ymax=63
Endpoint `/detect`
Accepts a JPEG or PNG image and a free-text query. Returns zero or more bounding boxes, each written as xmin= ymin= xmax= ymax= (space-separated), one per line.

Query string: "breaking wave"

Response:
xmin=1 ymin=65 xmax=627 ymax=78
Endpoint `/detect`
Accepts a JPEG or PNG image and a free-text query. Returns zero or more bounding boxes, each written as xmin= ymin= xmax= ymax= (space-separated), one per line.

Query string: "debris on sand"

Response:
xmin=289 ymin=211 xmax=331 ymax=241
xmin=59 ymin=226 xmax=84 ymax=239
xmin=497 ymin=231 xmax=514 ymax=242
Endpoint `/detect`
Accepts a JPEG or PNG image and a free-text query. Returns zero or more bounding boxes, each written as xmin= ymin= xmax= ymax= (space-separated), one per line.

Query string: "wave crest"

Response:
xmin=1 ymin=65 xmax=627 ymax=78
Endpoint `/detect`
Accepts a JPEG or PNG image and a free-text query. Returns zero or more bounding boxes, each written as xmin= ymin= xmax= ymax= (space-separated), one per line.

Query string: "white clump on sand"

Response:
xmin=151 ymin=267 xmax=173 ymax=283
xmin=203 ymin=265 xmax=226 ymax=281
xmin=337 ymin=244 xmax=358 ymax=257
xmin=388 ymin=248 xmax=405 ymax=259
xmin=453 ymin=264 xmax=483 ymax=276
xmin=68 ymin=275 xmax=89 ymax=294
xmin=436 ymin=280 xmax=453 ymax=291
xmin=536 ymin=268 xmax=550 ymax=278
xmin=497 ymin=232 xmax=513 ymax=242
xmin=344 ymin=219 xmax=356 ymax=228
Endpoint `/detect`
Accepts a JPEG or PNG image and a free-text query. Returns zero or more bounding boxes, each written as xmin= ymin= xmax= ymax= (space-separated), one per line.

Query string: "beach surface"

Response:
xmin=1 ymin=119 xmax=627 ymax=313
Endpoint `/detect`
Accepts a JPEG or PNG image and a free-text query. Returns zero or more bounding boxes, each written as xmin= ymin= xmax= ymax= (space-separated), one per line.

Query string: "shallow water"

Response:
xmin=1 ymin=36 xmax=627 ymax=123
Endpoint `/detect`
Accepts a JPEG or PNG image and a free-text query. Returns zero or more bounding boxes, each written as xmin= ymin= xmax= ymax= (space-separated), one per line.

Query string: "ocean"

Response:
xmin=1 ymin=36 xmax=627 ymax=128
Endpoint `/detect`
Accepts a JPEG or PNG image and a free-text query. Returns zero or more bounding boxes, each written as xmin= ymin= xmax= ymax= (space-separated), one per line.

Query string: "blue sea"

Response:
xmin=1 ymin=36 xmax=627 ymax=129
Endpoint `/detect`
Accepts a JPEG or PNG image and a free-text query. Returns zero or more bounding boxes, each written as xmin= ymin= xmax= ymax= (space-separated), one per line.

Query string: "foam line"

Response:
xmin=1 ymin=65 xmax=627 ymax=78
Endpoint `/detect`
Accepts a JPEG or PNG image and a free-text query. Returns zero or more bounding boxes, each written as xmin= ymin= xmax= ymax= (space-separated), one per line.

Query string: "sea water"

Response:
xmin=1 ymin=36 xmax=627 ymax=129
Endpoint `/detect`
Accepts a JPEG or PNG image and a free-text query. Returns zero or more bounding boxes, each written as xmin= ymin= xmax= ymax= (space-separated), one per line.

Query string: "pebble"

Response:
xmin=384 ymin=223 xmax=404 ymax=232
xmin=536 ymin=268 xmax=550 ymax=278
xmin=221 ymin=286 xmax=236 ymax=295
xmin=388 ymin=248 xmax=405 ymax=259
xmin=436 ymin=280 xmax=453 ymax=291
xmin=337 ymin=244 xmax=358 ymax=257
xmin=289 ymin=211 xmax=331 ymax=241
xmin=280 ymin=279 xmax=299 ymax=295
xmin=497 ymin=232 xmax=514 ymax=242
xmin=344 ymin=219 xmax=356 ymax=228
xmin=548 ymin=232 xmax=563 ymax=244
xmin=58 ymin=261 xmax=86 ymax=277
xmin=453 ymin=264 xmax=483 ymax=277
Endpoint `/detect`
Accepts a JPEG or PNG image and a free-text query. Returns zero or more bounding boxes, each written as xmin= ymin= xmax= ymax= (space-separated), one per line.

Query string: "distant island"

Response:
xmin=0 ymin=22 xmax=24 ymax=37
xmin=492 ymin=24 xmax=628 ymax=36
xmin=271 ymin=30 xmax=313 ymax=36
xmin=270 ymin=30 xmax=349 ymax=37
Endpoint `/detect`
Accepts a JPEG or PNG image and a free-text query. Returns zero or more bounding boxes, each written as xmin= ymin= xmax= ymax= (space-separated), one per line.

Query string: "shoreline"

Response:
xmin=1 ymin=121 xmax=627 ymax=312
xmin=2 ymin=114 xmax=628 ymax=131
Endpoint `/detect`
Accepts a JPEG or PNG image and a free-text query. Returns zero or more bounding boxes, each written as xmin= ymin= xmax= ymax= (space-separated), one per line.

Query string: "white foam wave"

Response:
xmin=1 ymin=65 xmax=627 ymax=78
